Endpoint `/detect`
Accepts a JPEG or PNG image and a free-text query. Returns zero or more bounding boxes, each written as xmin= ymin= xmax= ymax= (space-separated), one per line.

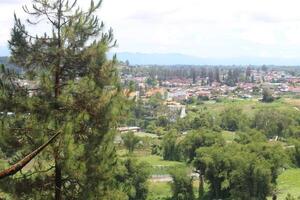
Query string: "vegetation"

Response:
xmin=277 ymin=169 xmax=300 ymax=199
xmin=162 ymin=130 xmax=181 ymax=161
xmin=262 ymin=88 xmax=275 ymax=102
xmin=169 ymin=167 xmax=195 ymax=200
xmin=2 ymin=1 xmax=300 ymax=199
xmin=122 ymin=132 xmax=141 ymax=153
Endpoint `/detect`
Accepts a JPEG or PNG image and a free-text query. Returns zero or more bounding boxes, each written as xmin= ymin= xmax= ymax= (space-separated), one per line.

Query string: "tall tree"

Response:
xmin=191 ymin=68 xmax=197 ymax=84
xmin=208 ymin=69 xmax=214 ymax=85
xmin=169 ymin=167 xmax=195 ymax=200
xmin=194 ymin=144 xmax=276 ymax=200
xmin=122 ymin=131 xmax=141 ymax=153
xmin=180 ymin=129 xmax=224 ymax=198
xmin=162 ymin=130 xmax=181 ymax=161
xmin=1 ymin=0 xmax=126 ymax=199
xmin=215 ymin=67 xmax=220 ymax=83
xmin=262 ymin=87 xmax=274 ymax=102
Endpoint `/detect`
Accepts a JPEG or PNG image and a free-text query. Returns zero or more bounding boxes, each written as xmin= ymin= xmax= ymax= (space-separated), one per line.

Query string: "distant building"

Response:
xmin=146 ymin=88 xmax=166 ymax=97
xmin=288 ymin=86 xmax=300 ymax=93
xmin=117 ymin=126 xmax=141 ymax=133
xmin=167 ymin=90 xmax=187 ymax=101
xmin=180 ymin=107 xmax=187 ymax=118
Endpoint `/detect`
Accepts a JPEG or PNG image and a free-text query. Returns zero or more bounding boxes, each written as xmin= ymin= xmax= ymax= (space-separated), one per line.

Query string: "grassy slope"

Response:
xmin=276 ymin=168 xmax=300 ymax=199
xmin=137 ymin=155 xmax=184 ymax=167
xmin=147 ymin=182 xmax=171 ymax=200
xmin=147 ymin=180 xmax=201 ymax=200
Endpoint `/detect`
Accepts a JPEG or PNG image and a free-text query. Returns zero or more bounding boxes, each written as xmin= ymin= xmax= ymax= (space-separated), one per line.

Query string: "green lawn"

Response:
xmin=118 ymin=148 xmax=187 ymax=175
xmin=134 ymin=132 xmax=159 ymax=138
xmin=147 ymin=180 xmax=204 ymax=200
xmin=137 ymin=155 xmax=184 ymax=167
xmin=276 ymin=168 xmax=300 ymax=199
xmin=137 ymin=155 xmax=186 ymax=175
xmin=147 ymin=182 xmax=171 ymax=200
xmin=118 ymin=149 xmax=185 ymax=168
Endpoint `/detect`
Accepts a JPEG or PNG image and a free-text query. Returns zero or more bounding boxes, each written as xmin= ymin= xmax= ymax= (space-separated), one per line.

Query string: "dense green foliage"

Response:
xmin=169 ymin=168 xmax=194 ymax=200
xmin=180 ymin=129 xmax=224 ymax=163
xmin=220 ymin=107 xmax=248 ymax=131
xmin=162 ymin=130 xmax=181 ymax=161
xmin=122 ymin=132 xmax=141 ymax=153
xmin=118 ymin=159 xmax=151 ymax=200
xmin=253 ymin=108 xmax=297 ymax=137
xmin=194 ymin=142 xmax=286 ymax=199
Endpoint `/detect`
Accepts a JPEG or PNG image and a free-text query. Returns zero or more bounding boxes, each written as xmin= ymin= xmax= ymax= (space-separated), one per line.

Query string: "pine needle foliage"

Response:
xmin=0 ymin=0 xmax=128 ymax=199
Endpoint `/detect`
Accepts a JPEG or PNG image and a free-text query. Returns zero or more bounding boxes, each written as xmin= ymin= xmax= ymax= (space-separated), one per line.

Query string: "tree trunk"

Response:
xmin=55 ymin=159 xmax=62 ymax=200
xmin=54 ymin=1 xmax=62 ymax=199
xmin=198 ymin=173 xmax=204 ymax=199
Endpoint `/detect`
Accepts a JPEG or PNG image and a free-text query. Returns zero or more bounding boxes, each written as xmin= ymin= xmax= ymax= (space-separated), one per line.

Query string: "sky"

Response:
xmin=2 ymin=0 xmax=300 ymax=61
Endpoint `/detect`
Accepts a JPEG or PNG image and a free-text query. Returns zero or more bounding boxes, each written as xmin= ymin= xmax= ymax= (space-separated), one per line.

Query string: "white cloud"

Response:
xmin=1 ymin=0 xmax=300 ymax=58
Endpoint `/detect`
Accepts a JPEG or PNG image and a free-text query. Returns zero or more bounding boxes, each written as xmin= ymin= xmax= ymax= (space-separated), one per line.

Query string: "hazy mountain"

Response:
xmin=112 ymin=52 xmax=300 ymax=66
xmin=3 ymin=51 xmax=300 ymax=66
xmin=0 ymin=57 xmax=23 ymax=73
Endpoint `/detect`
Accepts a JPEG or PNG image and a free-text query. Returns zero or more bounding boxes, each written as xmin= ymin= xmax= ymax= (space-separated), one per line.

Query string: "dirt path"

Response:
xmin=150 ymin=173 xmax=198 ymax=182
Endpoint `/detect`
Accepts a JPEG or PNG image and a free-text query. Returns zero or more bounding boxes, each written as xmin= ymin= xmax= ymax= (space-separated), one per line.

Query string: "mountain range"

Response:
xmin=0 ymin=57 xmax=23 ymax=73
xmin=111 ymin=52 xmax=300 ymax=66
xmin=2 ymin=52 xmax=300 ymax=66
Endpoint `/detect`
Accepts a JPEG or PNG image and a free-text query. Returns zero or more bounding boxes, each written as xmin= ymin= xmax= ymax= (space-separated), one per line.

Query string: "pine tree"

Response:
xmin=0 ymin=0 xmax=127 ymax=199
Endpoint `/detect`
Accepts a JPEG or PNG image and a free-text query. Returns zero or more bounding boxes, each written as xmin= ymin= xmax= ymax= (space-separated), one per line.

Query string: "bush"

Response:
xmin=262 ymin=88 xmax=274 ymax=102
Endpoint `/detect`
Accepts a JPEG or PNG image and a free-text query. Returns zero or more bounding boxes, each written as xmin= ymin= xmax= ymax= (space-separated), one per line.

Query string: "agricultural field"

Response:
xmin=190 ymin=98 xmax=299 ymax=117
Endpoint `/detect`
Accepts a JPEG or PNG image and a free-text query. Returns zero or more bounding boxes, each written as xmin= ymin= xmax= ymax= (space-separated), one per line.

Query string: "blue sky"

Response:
xmin=1 ymin=0 xmax=300 ymax=61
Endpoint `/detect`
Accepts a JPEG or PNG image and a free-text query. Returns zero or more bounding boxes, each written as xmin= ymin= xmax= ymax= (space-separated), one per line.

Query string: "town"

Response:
xmin=119 ymin=64 xmax=300 ymax=121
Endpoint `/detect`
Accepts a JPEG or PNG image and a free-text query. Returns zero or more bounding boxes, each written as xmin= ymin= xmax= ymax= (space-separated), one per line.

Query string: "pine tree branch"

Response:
xmin=17 ymin=165 xmax=55 ymax=180
xmin=0 ymin=131 xmax=61 ymax=179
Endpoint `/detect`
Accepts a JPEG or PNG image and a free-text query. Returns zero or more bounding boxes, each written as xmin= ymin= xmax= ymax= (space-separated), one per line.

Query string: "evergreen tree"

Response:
xmin=200 ymin=67 xmax=207 ymax=78
xmin=246 ymin=66 xmax=252 ymax=82
xmin=0 ymin=0 xmax=127 ymax=199
xmin=208 ymin=69 xmax=214 ymax=85
xmin=226 ymin=69 xmax=235 ymax=86
xmin=215 ymin=67 xmax=220 ymax=83
xmin=191 ymin=68 xmax=197 ymax=84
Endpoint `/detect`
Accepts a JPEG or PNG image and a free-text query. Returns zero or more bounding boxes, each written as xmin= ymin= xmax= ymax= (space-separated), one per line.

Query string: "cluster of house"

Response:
xmin=118 ymin=67 xmax=300 ymax=136
xmin=122 ymin=69 xmax=300 ymax=103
